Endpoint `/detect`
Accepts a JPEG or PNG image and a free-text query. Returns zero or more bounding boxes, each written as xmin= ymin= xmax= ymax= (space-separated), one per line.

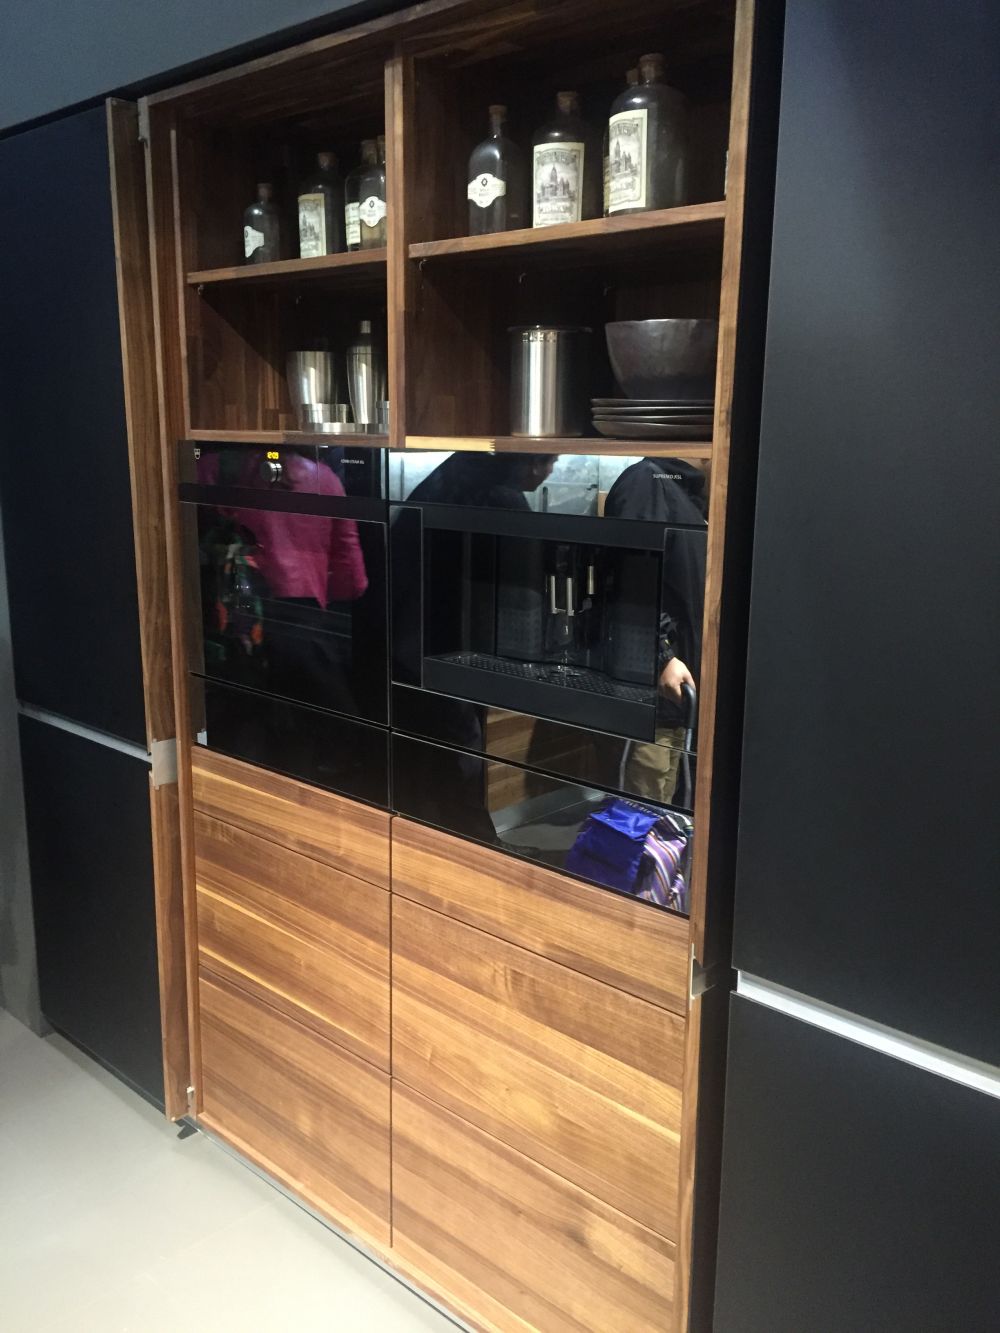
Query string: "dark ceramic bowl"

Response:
xmin=605 ymin=318 xmax=719 ymax=399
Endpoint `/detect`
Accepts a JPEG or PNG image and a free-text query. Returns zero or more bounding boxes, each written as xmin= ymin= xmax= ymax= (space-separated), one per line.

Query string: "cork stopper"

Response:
xmin=317 ymin=151 xmax=336 ymax=171
xmin=489 ymin=103 xmax=508 ymax=131
xmin=626 ymin=67 xmax=639 ymax=87
xmin=639 ymin=53 xmax=665 ymax=83
xmin=360 ymin=139 xmax=377 ymax=164
xmin=556 ymin=90 xmax=580 ymax=116
xmin=256 ymin=182 xmax=273 ymax=202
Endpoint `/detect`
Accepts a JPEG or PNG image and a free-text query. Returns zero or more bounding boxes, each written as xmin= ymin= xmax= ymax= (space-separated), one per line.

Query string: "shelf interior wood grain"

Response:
xmin=187 ymin=248 xmax=387 ymax=288
xmin=408 ymin=203 xmax=726 ymax=264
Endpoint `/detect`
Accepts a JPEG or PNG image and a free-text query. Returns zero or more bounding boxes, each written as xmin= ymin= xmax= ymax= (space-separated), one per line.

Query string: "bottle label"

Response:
xmin=608 ymin=108 xmax=647 ymax=213
xmin=358 ymin=195 xmax=387 ymax=228
xmin=298 ymin=193 xmax=327 ymax=258
xmin=345 ymin=202 xmax=361 ymax=248
xmin=243 ymin=225 xmax=265 ymax=259
xmin=467 ymin=172 xmax=507 ymax=209
xmin=532 ymin=142 xmax=584 ymax=227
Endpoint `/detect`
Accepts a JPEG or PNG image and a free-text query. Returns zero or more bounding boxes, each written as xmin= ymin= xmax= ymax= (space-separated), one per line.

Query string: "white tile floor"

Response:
xmin=0 ymin=1010 xmax=459 ymax=1332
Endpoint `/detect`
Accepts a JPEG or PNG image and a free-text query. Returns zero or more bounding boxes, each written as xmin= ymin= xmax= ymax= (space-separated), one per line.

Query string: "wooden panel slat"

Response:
xmin=393 ymin=897 xmax=683 ymax=1236
xmin=191 ymin=748 xmax=390 ymax=887
xmin=198 ymin=971 xmax=390 ymax=1245
xmin=391 ymin=819 xmax=689 ymax=1013
xmin=194 ymin=810 xmax=390 ymax=1069
xmin=393 ymin=1083 xmax=676 ymax=1333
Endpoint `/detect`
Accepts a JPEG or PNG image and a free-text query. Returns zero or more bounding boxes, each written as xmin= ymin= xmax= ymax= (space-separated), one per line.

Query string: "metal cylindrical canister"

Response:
xmin=509 ymin=325 xmax=591 ymax=437
xmin=286 ymin=350 xmax=339 ymax=413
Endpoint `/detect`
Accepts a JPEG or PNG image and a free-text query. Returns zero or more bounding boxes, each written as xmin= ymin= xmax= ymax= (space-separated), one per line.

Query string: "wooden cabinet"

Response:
xmin=392 ymin=894 xmax=684 ymax=1236
xmin=129 ymin=0 xmax=769 ymax=1328
xmin=194 ymin=809 xmax=390 ymax=1068
xmin=392 ymin=818 xmax=689 ymax=1014
xmin=199 ymin=972 xmax=391 ymax=1245
xmin=191 ymin=748 xmax=391 ymax=887
xmin=190 ymin=751 xmax=393 ymax=1246
xmin=393 ymin=1083 xmax=676 ymax=1333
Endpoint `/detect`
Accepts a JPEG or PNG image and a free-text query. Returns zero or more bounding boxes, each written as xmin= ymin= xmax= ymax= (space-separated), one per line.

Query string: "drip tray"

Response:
xmin=422 ymin=651 xmax=657 ymax=740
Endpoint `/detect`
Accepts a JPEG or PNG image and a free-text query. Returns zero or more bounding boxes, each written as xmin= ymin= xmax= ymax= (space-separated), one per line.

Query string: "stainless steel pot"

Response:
xmin=509 ymin=325 xmax=591 ymax=438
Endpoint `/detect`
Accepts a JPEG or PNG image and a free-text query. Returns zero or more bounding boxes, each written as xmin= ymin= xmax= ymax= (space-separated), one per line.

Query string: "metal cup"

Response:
xmin=286 ymin=351 xmax=340 ymax=415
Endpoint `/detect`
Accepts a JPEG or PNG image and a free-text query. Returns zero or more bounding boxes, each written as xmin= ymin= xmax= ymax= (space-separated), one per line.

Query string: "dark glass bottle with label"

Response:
xmin=297 ymin=151 xmax=344 ymax=258
xmin=243 ymin=182 xmax=280 ymax=264
xmin=359 ymin=134 xmax=388 ymax=250
xmin=603 ymin=69 xmax=639 ymax=215
xmin=467 ymin=104 xmax=526 ymax=235
xmin=344 ymin=141 xmax=374 ymax=252
xmin=607 ymin=52 xmax=688 ymax=215
xmin=532 ymin=91 xmax=600 ymax=228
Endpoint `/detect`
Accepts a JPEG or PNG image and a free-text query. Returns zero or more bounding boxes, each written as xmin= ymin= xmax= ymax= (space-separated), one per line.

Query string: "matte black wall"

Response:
xmin=0 ymin=0 xmax=397 ymax=133
xmin=732 ymin=0 xmax=1000 ymax=1062
xmin=715 ymin=999 xmax=1000 ymax=1333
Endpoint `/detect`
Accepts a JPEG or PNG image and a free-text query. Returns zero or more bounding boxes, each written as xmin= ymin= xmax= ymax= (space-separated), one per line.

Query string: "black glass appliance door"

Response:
xmin=180 ymin=443 xmax=388 ymax=726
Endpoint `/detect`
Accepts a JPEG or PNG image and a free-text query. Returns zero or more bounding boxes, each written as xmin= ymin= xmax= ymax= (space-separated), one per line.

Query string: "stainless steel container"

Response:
xmin=346 ymin=319 xmax=388 ymax=427
xmin=286 ymin=350 xmax=340 ymax=420
xmin=299 ymin=402 xmax=350 ymax=426
xmin=509 ymin=325 xmax=590 ymax=438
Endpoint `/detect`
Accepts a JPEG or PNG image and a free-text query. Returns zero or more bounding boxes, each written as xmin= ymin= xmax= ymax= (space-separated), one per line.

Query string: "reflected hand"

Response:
xmin=659 ymin=657 xmax=694 ymax=702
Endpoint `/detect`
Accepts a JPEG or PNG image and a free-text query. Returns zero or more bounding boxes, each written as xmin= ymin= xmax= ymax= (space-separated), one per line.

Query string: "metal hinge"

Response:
xmin=137 ymin=99 xmax=151 ymax=144
xmin=187 ymin=1084 xmax=196 ymax=1111
xmin=690 ymin=949 xmax=726 ymax=999
xmin=150 ymin=737 xmax=178 ymax=788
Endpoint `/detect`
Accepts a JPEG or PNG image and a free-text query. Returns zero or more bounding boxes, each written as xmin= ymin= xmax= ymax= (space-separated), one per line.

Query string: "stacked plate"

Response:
xmin=591 ymin=397 xmax=714 ymax=441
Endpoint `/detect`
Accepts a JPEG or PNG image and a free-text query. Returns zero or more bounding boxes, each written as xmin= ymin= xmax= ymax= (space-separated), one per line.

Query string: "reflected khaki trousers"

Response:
xmin=623 ymin=726 xmax=686 ymax=805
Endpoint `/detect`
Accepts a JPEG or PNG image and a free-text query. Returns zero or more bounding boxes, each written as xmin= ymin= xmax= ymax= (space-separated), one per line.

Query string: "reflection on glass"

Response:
xmin=389 ymin=449 xmax=648 ymax=514
xmin=191 ymin=446 xmax=387 ymax=724
xmin=392 ymin=732 xmax=692 ymax=914
xmin=605 ymin=457 xmax=707 ymax=806
xmin=390 ymin=450 xmax=707 ymax=759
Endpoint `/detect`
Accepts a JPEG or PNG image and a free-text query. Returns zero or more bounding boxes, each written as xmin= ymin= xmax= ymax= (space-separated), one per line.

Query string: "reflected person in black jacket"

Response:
xmin=604 ymin=458 xmax=708 ymax=805
xmin=391 ymin=452 xmax=556 ymax=839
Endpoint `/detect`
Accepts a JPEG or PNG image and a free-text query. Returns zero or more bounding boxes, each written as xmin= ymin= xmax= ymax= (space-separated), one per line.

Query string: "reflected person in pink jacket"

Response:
xmin=199 ymin=447 xmax=369 ymax=718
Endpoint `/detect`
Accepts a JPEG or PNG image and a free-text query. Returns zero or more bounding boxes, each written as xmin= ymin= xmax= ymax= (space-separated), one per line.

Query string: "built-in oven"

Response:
xmin=178 ymin=441 xmax=389 ymax=806
xmin=389 ymin=449 xmax=708 ymax=910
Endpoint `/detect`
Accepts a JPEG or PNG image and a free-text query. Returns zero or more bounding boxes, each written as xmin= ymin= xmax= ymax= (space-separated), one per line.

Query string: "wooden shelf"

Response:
xmin=408 ymin=203 xmax=726 ymax=265
xmin=186 ymin=249 xmax=387 ymax=288
xmin=404 ymin=435 xmax=713 ymax=458
xmin=187 ymin=428 xmax=389 ymax=446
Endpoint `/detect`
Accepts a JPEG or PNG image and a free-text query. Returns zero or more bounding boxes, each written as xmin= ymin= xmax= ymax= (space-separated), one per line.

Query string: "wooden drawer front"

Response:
xmin=194 ymin=811 xmax=390 ymax=1069
xmin=393 ymin=897 xmax=682 ymax=1237
xmin=192 ymin=748 xmax=390 ymax=887
xmin=392 ymin=818 xmax=689 ymax=1013
xmin=199 ymin=971 xmax=390 ymax=1246
xmin=393 ymin=1084 xmax=675 ymax=1333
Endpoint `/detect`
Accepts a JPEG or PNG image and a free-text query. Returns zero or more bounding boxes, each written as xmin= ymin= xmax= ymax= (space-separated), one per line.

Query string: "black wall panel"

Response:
xmin=0 ymin=106 xmax=146 ymax=744
xmin=733 ymin=0 xmax=1000 ymax=1061
xmin=19 ymin=717 xmax=163 ymax=1106
xmin=714 ymin=998 xmax=1000 ymax=1333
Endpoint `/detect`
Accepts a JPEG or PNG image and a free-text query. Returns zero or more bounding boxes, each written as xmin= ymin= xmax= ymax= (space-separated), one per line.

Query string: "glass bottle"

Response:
xmin=531 ymin=91 xmax=600 ymax=228
xmin=358 ymin=134 xmax=388 ymax=250
xmin=297 ymin=151 xmax=344 ymax=258
xmin=344 ymin=140 xmax=374 ymax=252
xmin=466 ymin=104 xmax=526 ymax=235
xmin=603 ymin=68 xmax=639 ymax=216
xmin=243 ymin=182 xmax=280 ymax=264
xmin=607 ymin=52 xmax=688 ymax=214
